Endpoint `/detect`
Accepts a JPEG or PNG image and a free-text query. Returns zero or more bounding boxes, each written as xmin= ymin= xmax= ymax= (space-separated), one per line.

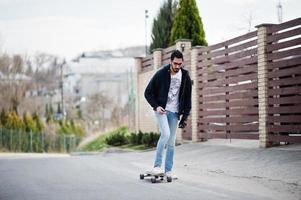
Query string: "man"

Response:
xmin=144 ymin=50 xmax=192 ymax=177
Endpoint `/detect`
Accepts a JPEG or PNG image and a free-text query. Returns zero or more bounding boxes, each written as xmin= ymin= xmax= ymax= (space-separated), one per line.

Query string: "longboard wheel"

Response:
xmin=151 ymin=177 xmax=156 ymax=183
xmin=140 ymin=174 xmax=144 ymax=180
xmin=167 ymin=176 xmax=172 ymax=182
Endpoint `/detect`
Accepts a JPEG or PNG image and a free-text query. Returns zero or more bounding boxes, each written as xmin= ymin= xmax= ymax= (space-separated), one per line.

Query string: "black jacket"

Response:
xmin=144 ymin=64 xmax=192 ymax=120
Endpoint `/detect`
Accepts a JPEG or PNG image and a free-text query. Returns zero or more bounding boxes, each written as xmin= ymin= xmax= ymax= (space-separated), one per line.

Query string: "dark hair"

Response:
xmin=170 ymin=50 xmax=183 ymax=61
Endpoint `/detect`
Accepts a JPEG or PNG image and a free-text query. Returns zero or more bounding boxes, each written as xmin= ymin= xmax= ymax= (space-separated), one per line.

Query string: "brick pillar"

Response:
xmin=256 ymin=24 xmax=274 ymax=148
xmin=191 ymin=46 xmax=202 ymax=142
xmin=134 ymin=57 xmax=143 ymax=133
xmin=153 ymin=48 xmax=163 ymax=70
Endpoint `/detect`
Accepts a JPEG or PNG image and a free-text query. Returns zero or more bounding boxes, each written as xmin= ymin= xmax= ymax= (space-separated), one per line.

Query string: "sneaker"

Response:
xmin=151 ymin=167 xmax=163 ymax=175
xmin=165 ymin=171 xmax=178 ymax=179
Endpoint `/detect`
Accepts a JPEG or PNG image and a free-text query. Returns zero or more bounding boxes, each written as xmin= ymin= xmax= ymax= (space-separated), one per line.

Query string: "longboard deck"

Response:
xmin=140 ymin=171 xmax=173 ymax=183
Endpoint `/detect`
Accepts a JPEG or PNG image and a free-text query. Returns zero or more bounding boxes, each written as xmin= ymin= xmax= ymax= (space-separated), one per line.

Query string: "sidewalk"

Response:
xmin=170 ymin=139 xmax=301 ymax=200
xmin=0 ymin=152 xmax=70 ymax=159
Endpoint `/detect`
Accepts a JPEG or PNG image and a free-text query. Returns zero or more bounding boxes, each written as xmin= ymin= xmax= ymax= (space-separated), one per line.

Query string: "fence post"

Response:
xmin=9 ymin=129 xmax=13 ymax=151
xmin=29 ymin=130 xmax=33 ymax=152
xmin=191 ymin=46 xmax=203 ymax=142
xmin=0 ymin=128 xmax=2 ymax=148
xmin=18 ymin=130 xmax=21 ymax=152
xmin=41 ymin=132 xmax=44 ymax=152
xmin=73 ymin=136 xmax=77 ymax=151
xmin=63 ymin=134 xmax=66 ymax=152
xmin=256 ymin=24 xmax=274 ymax=148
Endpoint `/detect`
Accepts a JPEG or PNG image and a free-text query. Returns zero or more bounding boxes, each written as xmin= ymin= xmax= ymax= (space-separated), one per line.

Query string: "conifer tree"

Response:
xmin=169 ymin=0 xmax=207 ymax=46
xmin=150 ymin=0 xmax=178 ymax=52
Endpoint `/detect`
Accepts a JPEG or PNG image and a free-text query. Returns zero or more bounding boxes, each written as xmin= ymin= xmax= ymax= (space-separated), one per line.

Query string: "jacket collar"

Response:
xmin=164 ymin=63 xmax=188 ymax=76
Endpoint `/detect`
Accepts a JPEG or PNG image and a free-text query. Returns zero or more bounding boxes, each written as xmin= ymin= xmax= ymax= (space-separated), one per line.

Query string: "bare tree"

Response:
xmin=0 ymin=52 xmax=61 ymax=115
xmin=0 ymin=54 xmax=30 ymax=113
xmin=86 ymin=92 xmax=113 ymax=130
xmin=235 ymin=10 xmax=255 ymax=33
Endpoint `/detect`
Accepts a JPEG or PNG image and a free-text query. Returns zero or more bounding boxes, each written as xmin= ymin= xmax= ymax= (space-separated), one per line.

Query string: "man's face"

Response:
xmin=171 ymin=57 xmax=183 ymax=73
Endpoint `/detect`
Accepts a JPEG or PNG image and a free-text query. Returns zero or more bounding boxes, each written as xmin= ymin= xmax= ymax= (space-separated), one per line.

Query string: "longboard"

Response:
xmin=139 ymin=171 xmax=172 ymax=183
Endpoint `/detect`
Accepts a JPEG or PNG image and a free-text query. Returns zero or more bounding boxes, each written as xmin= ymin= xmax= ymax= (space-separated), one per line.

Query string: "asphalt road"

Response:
xmin=1 ymin=140 xmax=300 ymax=200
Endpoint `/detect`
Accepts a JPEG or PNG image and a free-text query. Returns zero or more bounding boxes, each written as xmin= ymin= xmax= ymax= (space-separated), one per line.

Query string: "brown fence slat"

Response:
xmin=202 ymin=90 xmax=258 ymax=102
xmin=268 ymin=125 xmax=301 ymax=133
xmin=199 ymin=108 xmax=258 ymax=116
xmin=142 ymin=59 xmax=153 ymax=66
xmin=269 ymin=106 xmax=301 ymax=114
xmin=267 ymin=47 xmax=301 ymax=61
xmin=199 ymin=76 xmax=257 ymax=89
xmin=199 ymin=125 xmax=258 ymax=131
xmin=268 ymin=96 xmax=301 ymax=105
xmin=268 ymin=65 xmax=301 ymax=78
xmin=268 ymin=116 xmax=301 ymax=123
xmin=268 ymin=56 xmax=301 ymax=70
xmin=210 ymin=133 xmax=259 ymax=140
xmin=267 ymin=37 xmax=301 ymax=52
xmin=199 ymin=64 xmax=257 ymax=78
xmin=202 ymin=82 xmax=257 ymax=95
xmin=267 ymin=17 xmax=301 ymax=34
xmin=163 ymin=45 xmax=175 ymax=54
xmin=200 ymin=99 xmax=258 ymax=108
xmin=199 ymin=39 xmax=257 ymax=59
xmin=268 ymin=135 xmax=301 ymax=143
xmin=202 ymin=48 xmax=257 ymax=65
xmin=198 ymin=56 xmax=257 ymax=72
xmin=268 ymin=76 xmax=301 ymax=87
xmin=162 ymin=52 xmax=173 ymax=60
xmin=142 ymin=54 xmax=152 ymax=62
xmin=267 ymin=27 xmax=301 ymax=43
xmin=268 ymin=87 xmax=301 ymax=96
xmin=201 ymin=116 xmax=258 ymax=123
xmin=200 ymin=74 xmax=257 ymax=87
xmin=141 ymin=66 xmax=154 ymax=73
xmin=199 ymin=31 xmax=257 ymax=53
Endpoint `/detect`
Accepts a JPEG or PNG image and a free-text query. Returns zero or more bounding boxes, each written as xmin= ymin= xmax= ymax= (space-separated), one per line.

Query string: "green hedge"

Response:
xmin=104 ymin=127 xmax=160 ymax=148
xmin=105 ymin=127 xmax=129 ymax=146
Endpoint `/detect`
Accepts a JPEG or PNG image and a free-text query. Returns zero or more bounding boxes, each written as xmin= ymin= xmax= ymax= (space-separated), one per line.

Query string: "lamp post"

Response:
xmin=145 ymin=9 xmax=149 ymax=56
xmin=60 ymin=59 xmax=66 ymax=119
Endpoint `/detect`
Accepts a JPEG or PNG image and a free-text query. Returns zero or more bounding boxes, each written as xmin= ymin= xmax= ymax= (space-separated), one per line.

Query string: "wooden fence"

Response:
xmin=266 ymin=18 xmax=301 ymax=143
xmin=136 ymin=17 xmax=301 ymax=146
xmin=197 ymin=31 xmax=259 ymax=140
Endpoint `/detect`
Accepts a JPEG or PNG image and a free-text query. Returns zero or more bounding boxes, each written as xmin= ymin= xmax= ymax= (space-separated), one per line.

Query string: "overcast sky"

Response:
xmin=0 ymin=0 xmax=300 ymax=60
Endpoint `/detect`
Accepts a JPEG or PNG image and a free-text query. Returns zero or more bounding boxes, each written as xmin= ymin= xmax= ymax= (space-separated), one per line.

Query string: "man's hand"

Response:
xmin=178 ymin=117 xmax=187 ymax=128
xmin=156 ymin=106 xmax=166 ymax=115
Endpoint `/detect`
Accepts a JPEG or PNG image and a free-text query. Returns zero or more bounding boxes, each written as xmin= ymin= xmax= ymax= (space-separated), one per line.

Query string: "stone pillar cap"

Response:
xmin=152 ymin=48 xmax=163 ymax=52
xmin=192 ymin=45 xmax=205 ymax=49
xmin=255 ymin=23 xmax=276 ymax=28
xmin=175 ymin=39 xmax=192 ymax=43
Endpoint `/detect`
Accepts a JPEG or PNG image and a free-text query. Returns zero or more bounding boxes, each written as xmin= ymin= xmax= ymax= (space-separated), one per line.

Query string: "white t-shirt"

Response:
xmin=165 ymin=69 xmax=182 ymax=113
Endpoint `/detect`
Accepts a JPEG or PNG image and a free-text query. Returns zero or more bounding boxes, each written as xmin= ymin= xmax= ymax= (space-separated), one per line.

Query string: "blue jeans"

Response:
xmin=154 ymin=110 xmax=178 ymax=172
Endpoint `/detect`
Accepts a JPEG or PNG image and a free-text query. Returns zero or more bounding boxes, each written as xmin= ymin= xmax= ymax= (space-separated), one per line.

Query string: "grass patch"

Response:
xmin=78 ymin=133 xmax=108 ymax=152
xmin=119 ymin=144 xmax=155 ymax=151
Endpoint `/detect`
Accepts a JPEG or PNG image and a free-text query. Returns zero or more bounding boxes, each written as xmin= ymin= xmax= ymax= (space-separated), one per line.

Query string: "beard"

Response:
xmin=172 ymin=67 xmax=180 ymax=73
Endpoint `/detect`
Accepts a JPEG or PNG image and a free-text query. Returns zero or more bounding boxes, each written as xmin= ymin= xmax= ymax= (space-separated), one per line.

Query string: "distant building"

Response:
xmin=63 ymin=46 xmax=143 ymax=125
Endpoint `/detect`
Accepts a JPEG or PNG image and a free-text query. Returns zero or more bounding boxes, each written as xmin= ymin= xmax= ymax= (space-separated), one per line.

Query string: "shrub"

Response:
xmin=129 ymin=130 xmax=143 ymax=145
xmin=56 ymin=119 xmax=85 ymax=139
xmin=142 ymin=132 xmax=160 ymax=147
xmin=105 ymin=127 xmax=129 ymax=146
